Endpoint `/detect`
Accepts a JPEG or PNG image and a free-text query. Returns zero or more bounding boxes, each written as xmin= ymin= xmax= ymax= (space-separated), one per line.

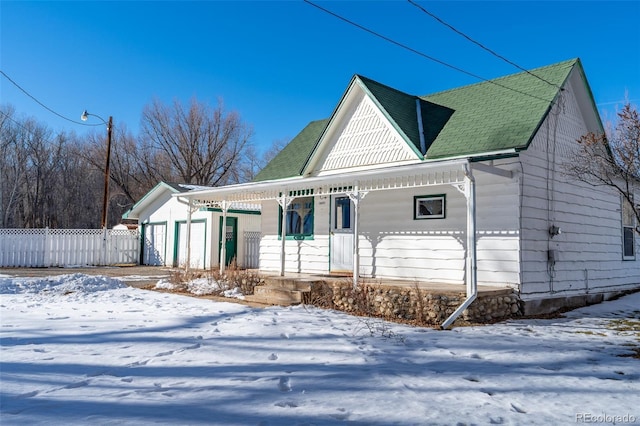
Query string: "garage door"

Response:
xmin=175 ymin=220 xmax=206 ymax=269
xmin=142 ymin=223 xmax=166 ymax=266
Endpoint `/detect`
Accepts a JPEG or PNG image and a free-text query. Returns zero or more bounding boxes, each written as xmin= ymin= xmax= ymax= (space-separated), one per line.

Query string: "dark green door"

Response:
xmin=219 ymin=216 xmax=238 ymax=266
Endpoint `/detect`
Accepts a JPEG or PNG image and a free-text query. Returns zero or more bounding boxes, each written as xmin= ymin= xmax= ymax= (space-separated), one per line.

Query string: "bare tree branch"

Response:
xmin=566 ymin=103 xmax=640 ymax=231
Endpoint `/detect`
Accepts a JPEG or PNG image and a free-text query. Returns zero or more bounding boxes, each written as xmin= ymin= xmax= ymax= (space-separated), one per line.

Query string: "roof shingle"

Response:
xmin=254 ymin=58 xmax=579 ymax=180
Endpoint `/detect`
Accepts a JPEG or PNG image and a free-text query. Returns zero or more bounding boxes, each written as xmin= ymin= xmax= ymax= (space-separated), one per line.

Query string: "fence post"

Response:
xmin=43 ymin=227 xmax=50 ymax=267
xmin=102 ymin=228 xmax=108 ymax=266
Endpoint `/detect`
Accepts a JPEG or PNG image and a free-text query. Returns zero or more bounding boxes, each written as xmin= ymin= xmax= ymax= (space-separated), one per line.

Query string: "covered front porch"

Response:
xmin=175 ymin=158 xmax=513 ymax=327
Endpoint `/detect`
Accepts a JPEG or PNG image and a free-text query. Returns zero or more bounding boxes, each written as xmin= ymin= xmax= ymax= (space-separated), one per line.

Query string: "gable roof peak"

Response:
xmin=354 ymin=74 xmax=415 ymax=99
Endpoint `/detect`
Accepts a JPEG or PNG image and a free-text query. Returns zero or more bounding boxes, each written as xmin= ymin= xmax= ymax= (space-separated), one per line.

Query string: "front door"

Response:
xmin=219 ymin=216 xmax=238 ymax=266
xmin=330 ymin=195 xmax=354 ymax=273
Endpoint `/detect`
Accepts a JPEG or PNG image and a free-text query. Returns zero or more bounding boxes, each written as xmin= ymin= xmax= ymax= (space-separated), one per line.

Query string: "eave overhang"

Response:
xmin=176 ymin=158 xmax=477 ymax=207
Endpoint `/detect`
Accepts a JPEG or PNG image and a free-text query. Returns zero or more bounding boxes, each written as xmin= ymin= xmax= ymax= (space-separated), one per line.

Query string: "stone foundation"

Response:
xmin=309 ymin=281 xmax=521 ymax=326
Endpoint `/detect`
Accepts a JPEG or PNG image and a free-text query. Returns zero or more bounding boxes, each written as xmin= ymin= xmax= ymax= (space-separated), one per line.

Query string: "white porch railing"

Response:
xmin=0 ymin=228 xmax=140 ymax=267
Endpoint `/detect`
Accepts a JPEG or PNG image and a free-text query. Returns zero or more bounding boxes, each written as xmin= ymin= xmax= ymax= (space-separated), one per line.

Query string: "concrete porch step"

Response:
xmin=262 ymin=277 xmax=322 ymax=292
xmin=249 ymin=285 xmax=307 ymax=306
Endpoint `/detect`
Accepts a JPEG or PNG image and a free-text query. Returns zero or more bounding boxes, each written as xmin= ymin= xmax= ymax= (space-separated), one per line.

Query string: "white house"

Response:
xmin=169 ymin=58 xmax=640 ymax=315
xmin=122 ymin=182 xmax=261 ymax=269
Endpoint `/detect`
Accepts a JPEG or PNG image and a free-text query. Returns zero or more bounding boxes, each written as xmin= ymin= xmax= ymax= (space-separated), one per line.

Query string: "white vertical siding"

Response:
xmin=138 ymin=193 xmax=261 ymax=269
xmin=519 ymin=73 xmax=640 ymax=299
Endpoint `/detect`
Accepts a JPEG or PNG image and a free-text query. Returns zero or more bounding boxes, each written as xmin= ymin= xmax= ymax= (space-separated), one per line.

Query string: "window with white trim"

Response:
xmin=279 ymin=196 xmax=314 ymax=238
xmin=414 ymin=194 xmax=446 ymax=220
xmin=622 ymin=196 xmax=635 ymax=259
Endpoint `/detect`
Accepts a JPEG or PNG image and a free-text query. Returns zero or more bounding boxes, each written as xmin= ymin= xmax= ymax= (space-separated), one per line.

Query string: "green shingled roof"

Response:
xmin=423 ymin=58 xmax=577 ymax=158
xmin=254 ymin=58 xmax=579 ymax=181
xmin=253 ymin=119 xmax=329 ymax=182
xmin=357 ymin=76 xmax=455 ymax=156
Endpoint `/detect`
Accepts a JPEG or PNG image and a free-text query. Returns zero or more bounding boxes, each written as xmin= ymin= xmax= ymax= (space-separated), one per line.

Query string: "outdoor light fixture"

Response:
xmin=81 ymin=110 xmax=113 ymax=229
xmin=549 ymin=225 xmax=562 ymax=238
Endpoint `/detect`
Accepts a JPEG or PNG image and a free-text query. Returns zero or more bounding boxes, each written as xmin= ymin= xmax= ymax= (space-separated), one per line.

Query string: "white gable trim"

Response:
xmin=303 ymin=77 xmax=420 ymax=177
xmin=122 ymin=182 xmax=180 ymax=220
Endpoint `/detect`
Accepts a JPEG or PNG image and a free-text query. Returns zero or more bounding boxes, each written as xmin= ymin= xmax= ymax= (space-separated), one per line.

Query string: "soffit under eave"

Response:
xmin=570 ymin=60 xmax=605 ymax=134
xmin=515 ymin=61 xmax=605 ymax=158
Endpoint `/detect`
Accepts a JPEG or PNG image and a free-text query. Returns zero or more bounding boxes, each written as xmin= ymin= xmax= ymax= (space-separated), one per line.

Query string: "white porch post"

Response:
xmin=277 ymin=193 xmax=292 ymax=276
xmin=465 ymin=166 xmax=477 ymax=297
xmin=219 ymin=200 xmax=229 ymax=273
xmin=346 ymin=182 xmax=368 ymax=288
xmin=442 ymin=163 xmax=477 ymax=329
xmin=185 ymin=198 xmax=193 ymax=273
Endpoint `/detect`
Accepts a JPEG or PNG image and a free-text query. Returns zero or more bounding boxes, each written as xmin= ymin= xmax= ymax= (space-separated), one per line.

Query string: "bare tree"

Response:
xmin=232 ymin=138 xmax=288 ymax=183
xmin=0 ymin=97 xmax=262 ymax=229
xmin=0 ymin=105 xmax=27 ymax=227
xmin=139 ymin=97 xmax=254 ymax=186
xmin=0 ymin=107 xmax=107 ymax=229
xmin=81 ymin=123 xmax=154 ymax=225
xmin=566 ymin=103 xmax=640 ymax=230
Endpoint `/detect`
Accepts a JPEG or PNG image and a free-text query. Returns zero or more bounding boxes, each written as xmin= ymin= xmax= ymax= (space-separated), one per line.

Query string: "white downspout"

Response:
xmin=442 ymin=162 xmax=477 ymax=329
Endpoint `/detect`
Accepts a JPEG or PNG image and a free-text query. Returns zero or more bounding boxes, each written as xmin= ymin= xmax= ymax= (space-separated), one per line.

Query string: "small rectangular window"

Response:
xmin=414 ymin=194 xmax=446 ymax=220
xmin=334 ymin=196 xmax=351 ymax=230
xmin=622 ymin=197 xmax=635 ymax=259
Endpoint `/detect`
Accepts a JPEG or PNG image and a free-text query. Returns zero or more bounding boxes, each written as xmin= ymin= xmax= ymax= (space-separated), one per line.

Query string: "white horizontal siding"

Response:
xmin=259 ymin=236 xmax=330 ymax=274
xmin=257 ymin=163 xmax=521 ymax=288
xmin=519 ymin=73 xmax=640 ymax=299
xmin=474 ymin=164 xmax=521 ymax=286
xmin=258 ymin=200 xmax=330 ymax=274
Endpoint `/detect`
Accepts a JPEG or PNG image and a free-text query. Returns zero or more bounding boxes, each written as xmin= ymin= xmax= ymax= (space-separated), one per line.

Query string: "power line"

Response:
xmin=0 ymin=70 xmax=99 ymax=126
xmin=0 ymin=109 xmax=32 ymax=134
xmin=303 ymin=0 xmax=554 ymax=103
xmin=0 ymin=109 xmax=57 ymax=146
xmin=407 ymin=0 xmax=561 ymax=89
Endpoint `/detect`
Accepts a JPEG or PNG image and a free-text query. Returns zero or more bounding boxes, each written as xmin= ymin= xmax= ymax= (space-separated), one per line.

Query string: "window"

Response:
xmin=414 ymin=194 xmax=446 ymax=220
xmin=279 ymin=196 xmax=314 ymax=238
xmin=622 ymin=196 xmax=635 ymax=259
xmin=334 ymin=196 xmax=351 ymax=230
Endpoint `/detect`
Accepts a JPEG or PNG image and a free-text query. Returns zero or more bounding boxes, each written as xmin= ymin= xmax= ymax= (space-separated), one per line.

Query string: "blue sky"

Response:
xmin=1 ymin=1 xmax=639 ymax=153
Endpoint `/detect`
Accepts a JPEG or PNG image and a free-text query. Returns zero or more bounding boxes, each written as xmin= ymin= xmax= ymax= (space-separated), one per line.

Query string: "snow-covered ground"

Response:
xmin=1 ymin=273 xmax=638 ymax=425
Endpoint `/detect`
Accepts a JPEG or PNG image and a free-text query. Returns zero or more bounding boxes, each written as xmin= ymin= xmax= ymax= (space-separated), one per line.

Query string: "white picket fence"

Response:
xmin=0 ymin=228 xmax=140 ymax=267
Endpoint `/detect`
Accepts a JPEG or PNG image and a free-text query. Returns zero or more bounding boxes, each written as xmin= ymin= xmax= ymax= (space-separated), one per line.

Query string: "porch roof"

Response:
xmin=176 ymin=158 xmax=472 ymax=206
